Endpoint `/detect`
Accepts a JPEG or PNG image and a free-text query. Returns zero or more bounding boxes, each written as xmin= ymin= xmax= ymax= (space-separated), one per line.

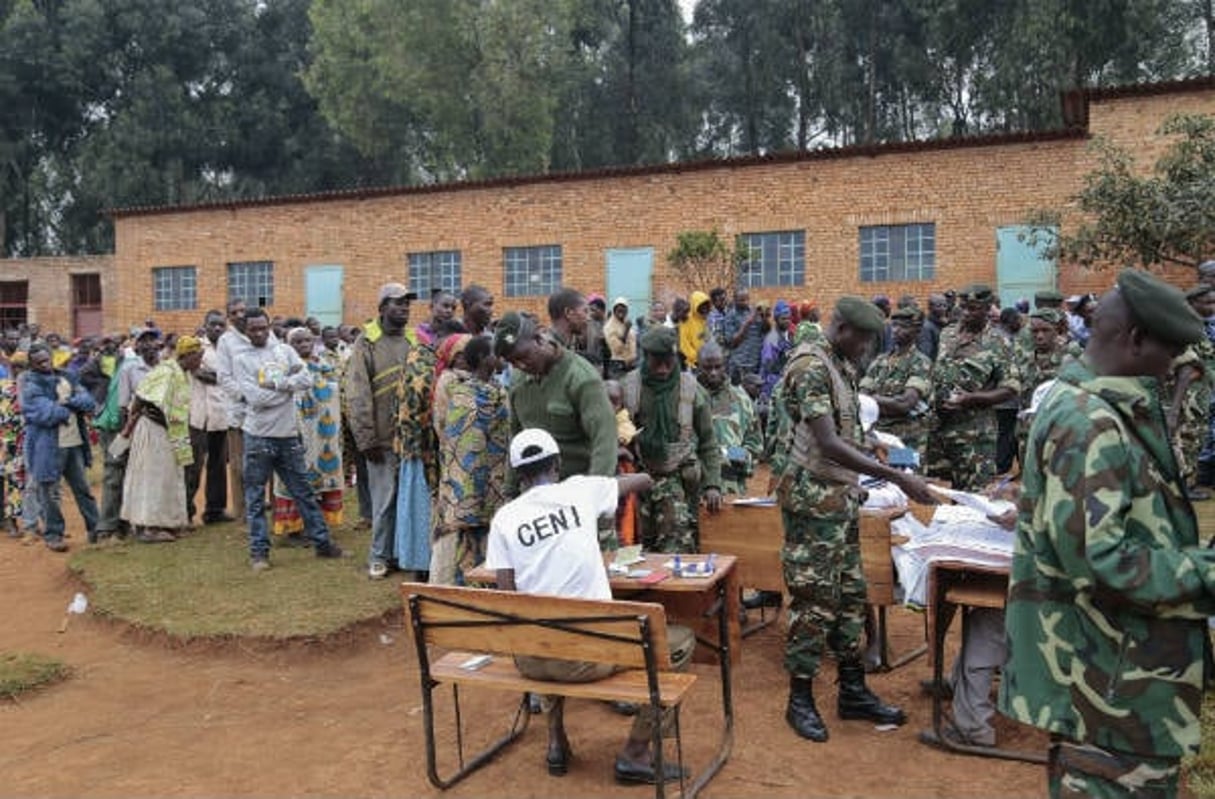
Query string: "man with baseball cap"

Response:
xmin=346 ymin=282 xmax=418 ymax=578
xmin=485 ymin=428 xmax=690 ymax=785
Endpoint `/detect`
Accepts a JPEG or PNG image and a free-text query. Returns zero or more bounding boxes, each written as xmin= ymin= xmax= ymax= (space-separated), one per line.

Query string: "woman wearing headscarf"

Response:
xmin=120 ymin=336 xmax=204 ymax=542
xmin=272 ymin=328 xmax=344 ymax=540
xmin=760 ymin=300 xmax=794 ymax=396
xmin=603 ymin=296 xmax=638 ymax=379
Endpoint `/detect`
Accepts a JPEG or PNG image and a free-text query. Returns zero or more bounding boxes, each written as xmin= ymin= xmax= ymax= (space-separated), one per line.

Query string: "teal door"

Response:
xmin=305 ymin=265 xmax=344 ymax=327
xmin=995 ymin=226 xmax=1057 ymax=308
xmin=605 ymin=248 xmax=654 ymax=323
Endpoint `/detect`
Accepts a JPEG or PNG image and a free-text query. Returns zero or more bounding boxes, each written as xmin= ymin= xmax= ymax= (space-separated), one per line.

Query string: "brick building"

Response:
xmin=4 ymin=77 xmax=1212 ymax=337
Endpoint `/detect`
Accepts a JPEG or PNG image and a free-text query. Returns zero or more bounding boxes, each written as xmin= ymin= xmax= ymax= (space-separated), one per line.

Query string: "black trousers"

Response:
xmin=186 ymin=426 xmax=229 ymax=521
xmin=995 ymin=408 xmax=1019 ymax=475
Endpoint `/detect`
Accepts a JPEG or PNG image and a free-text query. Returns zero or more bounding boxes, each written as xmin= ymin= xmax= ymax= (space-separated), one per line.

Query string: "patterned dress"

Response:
xmin=393 ymin=344 xmax=439 ymax=571
xmin=0 ymin=378 xmax=25 ymax=523
xmin=273 ymin=360 xmax=344 ymax=534
xmin=435 ymin=372 xmax=510 ymax=582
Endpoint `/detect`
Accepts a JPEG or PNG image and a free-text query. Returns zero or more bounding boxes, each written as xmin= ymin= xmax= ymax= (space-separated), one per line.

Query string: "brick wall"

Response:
xmin=0 ymin=254 xmax=116 ymax=337
xmin=99 ymin=81 xmax=1214 ymax=334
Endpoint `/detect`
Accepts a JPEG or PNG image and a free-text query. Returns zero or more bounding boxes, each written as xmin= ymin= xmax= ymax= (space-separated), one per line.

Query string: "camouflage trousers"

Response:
xmin=780 ymin=509 xmax=865 ymax=679
xmin=638 ymin=471 xmax=698 ymax=553
xmin=1048 ymin=739 xmax=1179 ymax=799
xmin=1177 ymin=382 xmax=1211 ymax=481
xmin=926 ymin=414 xmax=996 ymax=492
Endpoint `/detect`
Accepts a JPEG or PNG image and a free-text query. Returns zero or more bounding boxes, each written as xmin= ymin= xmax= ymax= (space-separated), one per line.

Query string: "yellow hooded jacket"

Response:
xmin=679 ymin=290 xmax=710 ymax=368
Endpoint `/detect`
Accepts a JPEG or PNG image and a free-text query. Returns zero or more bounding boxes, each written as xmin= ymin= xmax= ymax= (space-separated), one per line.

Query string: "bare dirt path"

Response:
xmin=0 ymin=524 xmax=1046 ymax=798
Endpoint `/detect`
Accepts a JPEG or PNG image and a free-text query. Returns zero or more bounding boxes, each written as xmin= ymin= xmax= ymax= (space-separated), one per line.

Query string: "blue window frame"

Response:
xmin=407 ymin=250 xmax=462 ymax=296
xmin=153 ymin=266 xmax=197 ymax=311
xmin=737 ymin=231 xmax=804 ymax=288
xmin=504 ymin=245 xmax=562 ymax=297
xmin=859 ymin=223 xmax=935 ymax=282
xmin=227 ymin=260 xmax=275 ymax=307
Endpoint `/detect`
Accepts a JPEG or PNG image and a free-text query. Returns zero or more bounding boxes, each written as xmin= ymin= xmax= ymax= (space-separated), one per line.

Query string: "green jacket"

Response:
xmin=999 ymin=359 xmax=1215 ymax=758
xmin=344 ymin=320 xmax=416 ymax=452
xmin=704 ymin=382 xmax=763 ymax=494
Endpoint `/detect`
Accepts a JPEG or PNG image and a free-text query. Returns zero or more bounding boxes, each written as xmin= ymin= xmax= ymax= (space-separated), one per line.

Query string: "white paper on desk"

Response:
xmin=927 ymin=485 xmax=1015 ymax=518
xmin=614 ymin=545 xmax=645 ymax=567
xmin=662 ymin=560 xmax=714 ymax=576
xmin=730 ymin=496 xmax=775 ymax=507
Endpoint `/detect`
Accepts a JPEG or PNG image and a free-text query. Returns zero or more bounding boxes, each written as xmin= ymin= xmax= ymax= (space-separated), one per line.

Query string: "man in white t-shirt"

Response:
xmin=485 ymin=428 xmax=692 ymax=786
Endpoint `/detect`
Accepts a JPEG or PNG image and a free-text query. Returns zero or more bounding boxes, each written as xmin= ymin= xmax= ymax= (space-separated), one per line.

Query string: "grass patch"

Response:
xmin=69 ymin=520 xmax=399 ymax=640
xmin=1187 ymin=687 xmax=1215 ymax=798
xmin=0 ymin=652 xmax=69 ymax=699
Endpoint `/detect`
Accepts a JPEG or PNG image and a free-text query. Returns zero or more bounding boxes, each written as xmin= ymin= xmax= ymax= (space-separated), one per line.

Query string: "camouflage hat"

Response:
xmin=1033 ymin=289 xmax=1064 ymax=307
xmin=1116 ymin=269 xmax=1204 ymax=346
xmin=492 ymin=311 xmax=537 ymax=358
xmin=640 ymin=325 xmax=679 ymax=357
xmin=833 ymin=296 xmax=886 ymax=334
xmin=1185 ymin=284 xmax=1215 ymax=301
xmin=890 ymin=306 xmax=924 ymax=324
xmin=1028 ymin=308 xmax=1064 ymax=325
xmin=960 ymin=284 xmax=994 ymax=303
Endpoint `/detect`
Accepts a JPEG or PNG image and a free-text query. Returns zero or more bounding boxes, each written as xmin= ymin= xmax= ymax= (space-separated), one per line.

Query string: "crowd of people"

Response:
xmin=3 ymin=266 xmax=1214 ymax=795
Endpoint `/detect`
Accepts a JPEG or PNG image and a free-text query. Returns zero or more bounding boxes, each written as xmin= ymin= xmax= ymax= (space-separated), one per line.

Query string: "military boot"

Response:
xmin=837 ymin=658 xmax=907 ymax=725
xmin=785 ymin=676 xmax=828 ymax=742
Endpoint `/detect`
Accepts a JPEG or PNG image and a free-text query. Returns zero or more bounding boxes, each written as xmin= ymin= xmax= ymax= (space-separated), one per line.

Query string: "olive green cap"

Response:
xmin=1033 ymin=289 xmax=1064 ymax=307
xmin=960 ymin=284 xmax=994 ymax=303
xmin=1116 ymin=269 xmax=1204 ymax=346
xmin=1028 ymin=308 xmax=1064 ymax=325
xmin=492 ymin=311 xmax=536 ymax=357
xmin=834 ymin=296 xmax=886 ymax=334
xmin=890 ymin=306 xmax=924 ymax=324
xmin=640 ymin=325 xmax=679 ymax=357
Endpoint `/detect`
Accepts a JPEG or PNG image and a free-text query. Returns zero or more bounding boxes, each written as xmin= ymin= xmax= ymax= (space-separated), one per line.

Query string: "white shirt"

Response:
xmin=485 ymin=475 xmax=618 ymax=600
xmin=188 ymin=341 xmax=228 ymax=431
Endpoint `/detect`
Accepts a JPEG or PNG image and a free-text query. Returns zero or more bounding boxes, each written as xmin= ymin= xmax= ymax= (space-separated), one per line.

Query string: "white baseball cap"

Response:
xmin=510 ymin=429 xmax=560 ymax=468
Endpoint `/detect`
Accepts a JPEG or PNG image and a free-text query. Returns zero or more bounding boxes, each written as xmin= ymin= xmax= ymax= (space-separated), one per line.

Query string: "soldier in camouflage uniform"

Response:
xmin=1013 ymin=308 xmax=1077 ymax=464
xmin=1000 ymin=269 xmax=1215 ymax=799
xmin=772 ymin=296 xmax=935 ymax=743
xmin=859 ymin=306 xmax=933 ymax=462
xmin=621 ymin=326 xmax=722 ymax=552
xmin=1164 ymin=285 xmax=1215 ymax=497
xmin=927 ymin=284 xmax=1018 ymax=490
xmin=696 ymin=342 xmax=763 ymax=495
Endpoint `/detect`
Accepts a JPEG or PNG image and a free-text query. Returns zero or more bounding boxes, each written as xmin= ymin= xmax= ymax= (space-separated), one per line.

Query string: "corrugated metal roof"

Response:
xmin=108 ymin=74 xmax=1215 ymax=220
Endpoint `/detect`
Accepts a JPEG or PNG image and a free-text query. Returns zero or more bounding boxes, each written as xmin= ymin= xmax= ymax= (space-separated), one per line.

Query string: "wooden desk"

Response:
xmin=919 ymin=560 xmax=1045 ymax=764
xmin=465 ymin=553 xmax=739 ymax=797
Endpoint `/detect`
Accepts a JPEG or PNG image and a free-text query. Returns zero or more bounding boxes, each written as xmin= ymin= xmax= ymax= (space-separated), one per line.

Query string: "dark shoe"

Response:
xmin=136 ymin=528 xmax=177 ymax=544
xmin=44 ymin=538 xmax=69 ymax=553
xmin=204 ymin=513 xmax=236 ymax=525
xmin=545 ymin=737 xmax=572 ymax=776
xmin=786 ymin=676 xmax=828 ymax=742
xmin=315 ymin=543 xmax=347 ymax=559
xmin=919 ymin=678 xmax=954 ymax=701
xmin=279 ymin=533 xmax=309 ymax=548
xmin=742 ymin=590 xmax=783 ymax=609
xmin=837 ymin=658 xmax=907 ymax=726
xmin=614 ymin=757 xmax=686 ymax=785
xmin=605 ymin=700 xmax=639 ymax=716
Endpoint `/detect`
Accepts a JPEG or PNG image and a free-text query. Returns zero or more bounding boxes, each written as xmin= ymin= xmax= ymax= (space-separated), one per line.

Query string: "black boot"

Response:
xmin=785 ymin=676 xmax=829 ymax=742
xmin=837 ymin=658 xmax=907 ymax=725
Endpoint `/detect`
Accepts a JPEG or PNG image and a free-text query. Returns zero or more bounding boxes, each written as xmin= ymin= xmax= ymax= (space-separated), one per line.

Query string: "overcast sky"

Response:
xmin=679 ymin=0 xmax=695 ymax=23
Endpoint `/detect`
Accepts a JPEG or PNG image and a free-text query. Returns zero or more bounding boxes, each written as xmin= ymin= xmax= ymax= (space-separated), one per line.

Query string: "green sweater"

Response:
xmin=508 ymin=349 xmax=617 ymax=480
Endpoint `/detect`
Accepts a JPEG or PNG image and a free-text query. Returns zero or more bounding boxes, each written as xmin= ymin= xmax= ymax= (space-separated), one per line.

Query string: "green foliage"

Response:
xmin=667 ymin=229 xmax=741 ymax=291
xmin=1032 ymin=113 xmax=1215 ymax=271
xmin=0 ymin=652 xmax=69 ymax=699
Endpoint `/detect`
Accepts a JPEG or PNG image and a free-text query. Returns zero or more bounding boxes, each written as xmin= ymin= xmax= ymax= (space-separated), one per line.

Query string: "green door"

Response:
xmin=305 ymin=265 xmax=344 ymax=327
xmin=995 ymin=226 xmax=1057 ymax=308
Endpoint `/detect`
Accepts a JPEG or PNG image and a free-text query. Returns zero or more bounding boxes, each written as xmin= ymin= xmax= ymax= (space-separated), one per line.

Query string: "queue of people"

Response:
xmin=3 ymin=266 xmax=1215 ymax=797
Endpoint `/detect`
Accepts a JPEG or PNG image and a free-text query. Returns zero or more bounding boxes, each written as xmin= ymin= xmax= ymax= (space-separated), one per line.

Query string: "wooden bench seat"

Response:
xmin=431 ymin=650 xmax=698 ymax=706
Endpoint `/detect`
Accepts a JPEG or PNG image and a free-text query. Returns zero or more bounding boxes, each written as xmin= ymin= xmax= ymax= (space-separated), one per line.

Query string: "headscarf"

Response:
xmin=175 ymin=335 xmax=202 ymax=358
xmin=435 ymin=334 xmax=472 ymax=380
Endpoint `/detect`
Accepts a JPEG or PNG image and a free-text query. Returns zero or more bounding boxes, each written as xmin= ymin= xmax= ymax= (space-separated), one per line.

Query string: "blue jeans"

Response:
xmin=243 ymin=433 xmax=333 ymax=560
xmin=38 ymin=445 xmax=99 ymax=542
xmin=367 ymin=451 xmax=401 ymax=565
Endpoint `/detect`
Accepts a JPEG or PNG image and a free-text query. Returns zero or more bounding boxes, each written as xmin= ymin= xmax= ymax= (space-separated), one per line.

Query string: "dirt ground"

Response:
xmin=0 ymin=519 xmax=1050 ymax=799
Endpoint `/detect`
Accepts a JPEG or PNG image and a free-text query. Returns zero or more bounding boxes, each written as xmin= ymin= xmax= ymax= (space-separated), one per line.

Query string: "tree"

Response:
xmin=1029 ymin=113 xmax=1215 ymax=272
xmin=667 ymin=229 xmax=742 ymax=291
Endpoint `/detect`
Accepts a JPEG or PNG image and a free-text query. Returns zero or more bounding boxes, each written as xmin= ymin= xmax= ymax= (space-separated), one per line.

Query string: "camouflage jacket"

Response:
xmin=933 ymin=323 xmax=1018 ymax=427
xmin=704 ymin=382 xmax=763 ymax=494
xmin=859 ymin=345 xmax=933 ymax=445
xmin=772 ymin=342 xmax=864 ymax=520
xmin=1015 ymin=345 xmax=1072 ymax=408
xmin=999 ymin=359 xmax=1215 ymax=758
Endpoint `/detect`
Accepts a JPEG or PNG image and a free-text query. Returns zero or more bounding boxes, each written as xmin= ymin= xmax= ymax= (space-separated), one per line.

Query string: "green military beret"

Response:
xmin=960 ymin=284 xmax=994 ymax=303
xmin=1117 ymin=269 xmax=1205 ymax=347
xmin=1033 ymin=289 xmax=1064 ymax=307
xmin=890 ymin=306 xmax=924 ymax=324
xmin=492 ymin=311 xmax=536 ymax=357
xmin=1028 ymin=307 xmax=1064 ymax=325
xmin=834 ymin=296 xmax=886 ymax=334
xmin=1185 ymin=284 xmax=1215 ymax=301
xmin=640 ymin=325 xmax=679 ymax=357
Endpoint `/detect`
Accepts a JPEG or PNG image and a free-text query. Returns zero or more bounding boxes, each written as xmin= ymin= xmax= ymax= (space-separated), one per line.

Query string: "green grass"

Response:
xmin=1187 ymin=687 xmax=1215 ymax=798
xmin=68 ymin=520 xmax=400 ymax=640
xmin=0 ymin=652 xmax=69 ymax=699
